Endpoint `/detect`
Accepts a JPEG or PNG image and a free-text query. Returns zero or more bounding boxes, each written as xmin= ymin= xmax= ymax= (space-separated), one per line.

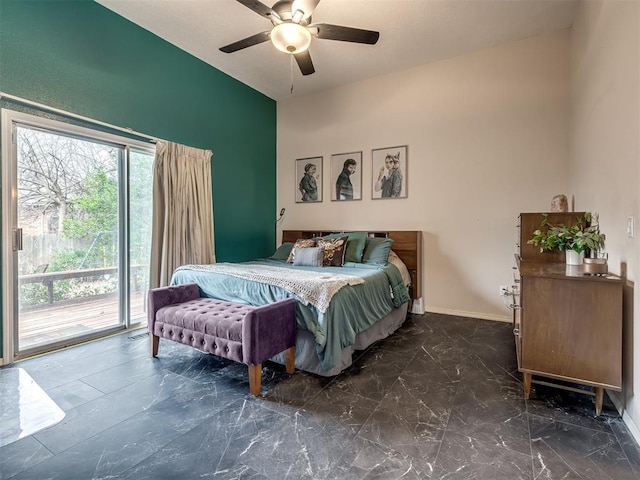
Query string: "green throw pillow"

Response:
xmin=270 ymin=242 xmax=294 ymax=261
xmin=362 ymin=237 xmax=394 ymax=265
xmin=322 ymin=231 xmax=367 ymax=263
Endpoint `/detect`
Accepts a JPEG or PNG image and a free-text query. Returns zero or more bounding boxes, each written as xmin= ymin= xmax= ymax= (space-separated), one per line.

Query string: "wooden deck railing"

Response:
xmin=19 ymin=265 xmax=146 ymax=304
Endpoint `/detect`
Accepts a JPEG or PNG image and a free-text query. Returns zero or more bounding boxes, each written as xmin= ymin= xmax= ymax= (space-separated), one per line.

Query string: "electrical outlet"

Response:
xmin=499 ymin=285 xmax=508 ymax=296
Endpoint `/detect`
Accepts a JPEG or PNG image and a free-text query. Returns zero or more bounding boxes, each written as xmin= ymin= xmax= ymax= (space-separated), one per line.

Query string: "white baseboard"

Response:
xmin=425 ymin=306 xmax=511 ymax=323
xmin=623 ymin=410 xmax=640 ymax=446
xmin=608 ymin=391 xmax=640 ymax=446
xmin=410 ymin=298 xmax=425 ymax=314
xmin=608 ymin=390 xmax=624 ymax=413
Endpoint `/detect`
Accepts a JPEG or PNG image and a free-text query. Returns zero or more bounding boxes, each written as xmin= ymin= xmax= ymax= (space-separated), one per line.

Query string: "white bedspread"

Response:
xmin=175 ymin=263 xmax=365 ymax=313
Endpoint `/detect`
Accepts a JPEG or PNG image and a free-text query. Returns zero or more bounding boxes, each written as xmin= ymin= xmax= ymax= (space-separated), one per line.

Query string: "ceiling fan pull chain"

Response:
xmin=290 ymin=54 xmax=295 ymax=94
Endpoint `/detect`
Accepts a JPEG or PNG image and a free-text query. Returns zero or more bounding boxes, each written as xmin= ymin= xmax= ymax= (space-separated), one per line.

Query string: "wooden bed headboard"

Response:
xmin=282 ymin=230 xmax=423 ymax=300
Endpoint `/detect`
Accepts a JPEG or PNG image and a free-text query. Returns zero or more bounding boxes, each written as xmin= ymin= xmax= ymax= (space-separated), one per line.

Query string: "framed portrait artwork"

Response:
xmin=331 ymin=151 xmax=362 ymax=201
xmin=295 ymin=156 xmax=322 ymax=203
xmin=371 ymin=145 xmax=408 ymax=199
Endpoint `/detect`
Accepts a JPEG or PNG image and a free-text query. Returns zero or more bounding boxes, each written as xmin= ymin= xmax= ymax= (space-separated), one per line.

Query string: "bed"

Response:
xmin=169 ymin=230 xmax=422 ymax=376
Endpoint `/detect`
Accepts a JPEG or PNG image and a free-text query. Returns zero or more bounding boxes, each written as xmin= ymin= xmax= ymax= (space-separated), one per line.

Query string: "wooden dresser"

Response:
xmin=512 ymin=213 xmax=622 ymax=415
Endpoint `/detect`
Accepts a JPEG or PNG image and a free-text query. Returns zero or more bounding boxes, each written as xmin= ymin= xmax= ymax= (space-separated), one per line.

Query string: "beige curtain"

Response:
xmin=150 ymin=140 xmax=215 ymax=288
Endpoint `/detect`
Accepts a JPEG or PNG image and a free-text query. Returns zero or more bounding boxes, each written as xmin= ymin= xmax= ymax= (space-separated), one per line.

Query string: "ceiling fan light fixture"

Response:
xmin=270 ymin=22 xmax=311 ymax=54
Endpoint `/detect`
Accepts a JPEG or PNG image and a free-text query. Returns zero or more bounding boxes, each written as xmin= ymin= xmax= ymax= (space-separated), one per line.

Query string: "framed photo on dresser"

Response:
xmin=372 ymin=145 xmax=408 ymax=199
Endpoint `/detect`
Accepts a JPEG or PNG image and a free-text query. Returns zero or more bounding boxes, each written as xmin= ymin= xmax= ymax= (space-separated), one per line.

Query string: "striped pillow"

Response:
xmin=286 ymin=238 xmax=316 ymax=263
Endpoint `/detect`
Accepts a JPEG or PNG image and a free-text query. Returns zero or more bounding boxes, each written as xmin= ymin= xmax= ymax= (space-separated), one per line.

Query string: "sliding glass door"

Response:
xmin=128 ymin=149 xmax=154 ymax=324
xmin=2 ymin=109 xmax=154 ymax=359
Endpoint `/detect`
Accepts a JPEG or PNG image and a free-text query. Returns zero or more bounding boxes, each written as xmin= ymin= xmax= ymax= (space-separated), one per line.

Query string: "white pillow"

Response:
xmin=387 ymin=250 xmax=412 ymax=286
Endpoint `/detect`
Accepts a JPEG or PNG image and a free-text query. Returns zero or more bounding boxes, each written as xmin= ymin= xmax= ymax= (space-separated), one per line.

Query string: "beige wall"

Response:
xmin=277 ymin=30 xmax=571 ymax=321
xmin=570 ymin=0 xmax=640 ymax=437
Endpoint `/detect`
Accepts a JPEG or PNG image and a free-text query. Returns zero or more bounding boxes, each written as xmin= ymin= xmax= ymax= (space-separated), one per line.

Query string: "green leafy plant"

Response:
xmin=527 ymin=212 xmax=605 ymax=254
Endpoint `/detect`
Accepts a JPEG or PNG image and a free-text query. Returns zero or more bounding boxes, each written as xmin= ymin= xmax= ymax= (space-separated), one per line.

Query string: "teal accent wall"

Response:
xmin=0 ymin=0 xmax=277 ymax=359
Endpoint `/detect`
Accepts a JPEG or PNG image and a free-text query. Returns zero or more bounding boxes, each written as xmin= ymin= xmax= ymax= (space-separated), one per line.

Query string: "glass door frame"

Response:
xmin=1 ymin=108 xmax=154 ymax=362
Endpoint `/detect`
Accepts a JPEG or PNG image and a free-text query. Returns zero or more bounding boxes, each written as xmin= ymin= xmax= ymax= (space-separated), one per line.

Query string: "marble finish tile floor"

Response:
xmin=0 ymin=368 xmax=65 ymax=447
xmin=1 ymin=313 xmax=639 ymax=479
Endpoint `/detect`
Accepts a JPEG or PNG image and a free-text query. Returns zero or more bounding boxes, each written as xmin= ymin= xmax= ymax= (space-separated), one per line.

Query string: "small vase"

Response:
xmin=565 ymin=250 xmax=584 ymax=265
xmin=583 ymin=257 xmax=608 ymax=275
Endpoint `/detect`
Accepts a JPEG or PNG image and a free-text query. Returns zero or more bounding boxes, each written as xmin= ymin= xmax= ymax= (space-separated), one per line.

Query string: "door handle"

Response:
xmin=13 ymin=228 xmax=23 ymax=251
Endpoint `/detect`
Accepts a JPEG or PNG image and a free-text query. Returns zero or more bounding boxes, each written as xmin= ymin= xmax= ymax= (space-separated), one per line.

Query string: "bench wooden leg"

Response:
xmin=248 ymin=364 xmax=262 ymax=396
xmin=151 ymin=334 xmax=159 ymax=357
xmin=285 ymin=346 xmax=296 ymax=374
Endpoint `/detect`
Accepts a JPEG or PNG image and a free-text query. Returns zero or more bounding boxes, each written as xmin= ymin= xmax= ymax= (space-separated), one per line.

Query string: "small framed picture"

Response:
xmin=295 ymin=157 xmax=322 ymax=203
xmin=372 ymin=145 xmax=408 ymax=199
xmin=331 ymin=151 xmax=362 ymax=201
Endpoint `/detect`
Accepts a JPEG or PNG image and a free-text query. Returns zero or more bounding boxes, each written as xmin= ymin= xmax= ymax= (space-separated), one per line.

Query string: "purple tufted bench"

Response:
xmin=147 ymin=283 xmax=297 ymax=396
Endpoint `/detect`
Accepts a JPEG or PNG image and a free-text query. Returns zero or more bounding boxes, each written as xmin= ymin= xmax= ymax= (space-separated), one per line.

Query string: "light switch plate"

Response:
xmin=627 ymin=216 xmax=635 ymax=238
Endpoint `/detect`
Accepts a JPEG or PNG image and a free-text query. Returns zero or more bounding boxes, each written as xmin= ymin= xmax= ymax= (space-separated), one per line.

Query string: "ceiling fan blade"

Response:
xmin=291 ymin=0 xmax=320 ymax=19
xmin=219 ymin=31 xmax=270 ymax=53
xmin=313 ymin=23 xmax=380 ymax=45
xmin=294 ymin=51 xmax=315 ymax=76
xmin=236 ymin=0 xmax=279 ymax=20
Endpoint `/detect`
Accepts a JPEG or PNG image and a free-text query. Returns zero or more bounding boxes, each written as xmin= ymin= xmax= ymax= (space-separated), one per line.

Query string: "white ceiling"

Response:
xmin=96 ymin=0 xmax=578 ymax=101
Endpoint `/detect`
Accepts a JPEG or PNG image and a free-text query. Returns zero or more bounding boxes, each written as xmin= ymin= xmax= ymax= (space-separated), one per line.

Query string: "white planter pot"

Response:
xmin=566 ymin=250 xmax=584 ymax=265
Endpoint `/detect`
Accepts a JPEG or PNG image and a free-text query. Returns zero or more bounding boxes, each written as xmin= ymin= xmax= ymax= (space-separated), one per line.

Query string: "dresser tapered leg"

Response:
xmin=523 ymin=373 xmax=532 ymax=399
xmin=595 ymin=387 xmax=604 ymax=416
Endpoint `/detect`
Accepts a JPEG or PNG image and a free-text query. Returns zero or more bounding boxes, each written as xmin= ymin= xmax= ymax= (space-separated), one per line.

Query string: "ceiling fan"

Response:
xmin=219 ymin=0 xmax=380 ymax=76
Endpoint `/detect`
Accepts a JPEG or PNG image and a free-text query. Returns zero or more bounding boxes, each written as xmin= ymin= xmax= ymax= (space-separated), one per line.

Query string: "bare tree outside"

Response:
xmin=16 ymin=125 xmax=153 ymax=309
xmin=17 ymin=128 xmax=116 ymax=237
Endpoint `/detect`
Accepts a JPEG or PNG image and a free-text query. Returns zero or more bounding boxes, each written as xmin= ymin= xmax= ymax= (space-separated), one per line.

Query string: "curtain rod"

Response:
xmin=0 ymin=91 xmax=158 ymax=143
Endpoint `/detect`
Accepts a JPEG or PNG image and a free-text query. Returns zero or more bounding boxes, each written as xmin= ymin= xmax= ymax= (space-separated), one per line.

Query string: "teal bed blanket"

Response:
xmin=170 ymin=259 xmax=410 ymax=372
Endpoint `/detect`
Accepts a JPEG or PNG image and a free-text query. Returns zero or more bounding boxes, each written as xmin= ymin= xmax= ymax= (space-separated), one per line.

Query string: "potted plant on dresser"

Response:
xmin=527 ymin=212 xmax=606 ymax=265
